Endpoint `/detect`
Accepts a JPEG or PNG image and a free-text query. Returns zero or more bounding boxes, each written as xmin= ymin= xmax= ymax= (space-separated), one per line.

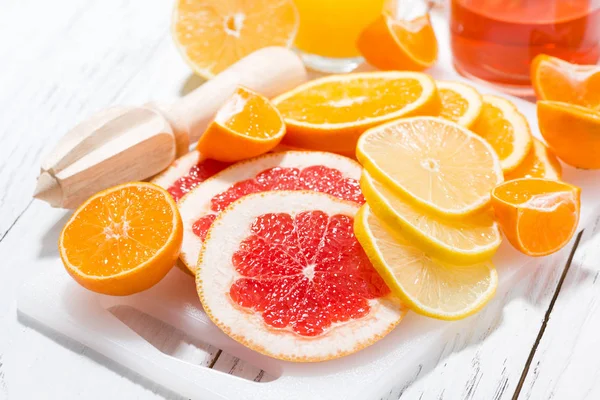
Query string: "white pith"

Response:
xmin=151 ymin=150 xmax=201 ymax=189
xmin=197 ymin=191 xmax=404 ymax=360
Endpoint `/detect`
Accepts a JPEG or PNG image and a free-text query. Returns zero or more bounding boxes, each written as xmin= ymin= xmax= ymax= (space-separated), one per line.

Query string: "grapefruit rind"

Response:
xmin=197 ymin=191 xmax=405 ymax=362
xmin=178 ymin=151 xmax=363 ymax=275
xmin=354 ymin=205 xmax=498 ymax=320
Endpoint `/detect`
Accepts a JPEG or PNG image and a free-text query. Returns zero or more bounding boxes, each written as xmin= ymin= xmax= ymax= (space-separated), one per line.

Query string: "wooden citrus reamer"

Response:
xmin=34 ymin=47 xmax=307 ymax=209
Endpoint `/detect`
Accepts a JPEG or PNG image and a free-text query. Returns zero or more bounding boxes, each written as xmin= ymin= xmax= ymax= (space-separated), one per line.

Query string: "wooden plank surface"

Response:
xmin=519 ymin=216 xmax=600 ymax=399
xmin=0 ymin=0 xmax=596 ymax=399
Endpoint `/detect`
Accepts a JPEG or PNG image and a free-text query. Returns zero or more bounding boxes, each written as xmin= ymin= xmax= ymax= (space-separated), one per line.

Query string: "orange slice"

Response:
xmin=504 ymin=138 xmax=562 ymax=181
xmin=196 ymin=86 xmax=285 ymax=162
xmin=538 ymin=100 xmax=600 ymax=169
xmin=172 ymin=0 xmax=299 ymax=79
xmin=272 ymin=71 xmax=440 ymax=155
xmin=471 ymin=94 xmax=533 ymax=173
xmin=357 ymin=13 xmax=438 ymax=71
xmin=531 ymin=54 xmax=600 ymax=110
xmin=491 ymin=178 xmax=580 ymax=256
xmin=59 ymin=182 xmax=183 ymax=295
xmin=197 ymin=191 xmax=405 ymax=361
xmin=436 ymin=80 xmax=483 ymax=128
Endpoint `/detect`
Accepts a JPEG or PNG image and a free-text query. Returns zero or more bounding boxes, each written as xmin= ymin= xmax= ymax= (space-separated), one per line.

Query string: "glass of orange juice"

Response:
xmin=293 ymin=0 xmax=389 ymax=72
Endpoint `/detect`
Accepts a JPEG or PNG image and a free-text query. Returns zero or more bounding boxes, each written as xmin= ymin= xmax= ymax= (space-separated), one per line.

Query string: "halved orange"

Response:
xmin=538 ymin=100 xmax=600 ymax=169
xmin=172 ymin=0 xmax=299 ymax=79
xmin=357 ymin=13 xmax=438 ymax=71
xmin=491 ymin=178 xmax=580 ymax=256
xmin=196 ymin=86 xmax=285 ymax=162
xmin=272 ymin=71 xmax=440 ymax=155
xmin=531 ymin=54 xmax=600 ymax=110
xmin=504 ymin=138 xmax=562 ymax=181
xmin=59 ymin=182 xmax=183 ymax=295
xmin=471 ymin=94 xmax=532 ymax=173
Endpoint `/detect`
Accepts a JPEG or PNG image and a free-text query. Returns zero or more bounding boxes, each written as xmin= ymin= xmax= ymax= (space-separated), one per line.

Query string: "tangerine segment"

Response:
xmin=471 ymin=95 xmax=532 ymax=173
xmin=197 ymin=86 xmax=286 ymax=162
xmin=357 ymin=13 xmax=438 ymax=71
xmin=197 ymin=191 xmax=405 ymax=362
xmin=178 ymin=151 xmax=364 ymax=274
xmin=531 ymin=54 xmax=600 ymax=110
xmin=354 ymin=205 xmax=497 ymax=320
xmin=504 ymin=138 xmax=562 ymax=181
xmin=537 ymin=100 xmax=600 ymax=169
xmin=361 ymin=171 xmax=501 ymax=264
xmin=59 ymin=182 xmax=183 ymax=296
xmin=172 ymin=0 xmax=299 ymax=78
xmin=272 ymin=71 xmax=439 ymax=155
xmin=357 ymin=117 xmax=503 ymax=217
xmin=491 ymin=178 xmax=581 ymax=257
xmin=436 ymin=81 xmax=483 ymax=128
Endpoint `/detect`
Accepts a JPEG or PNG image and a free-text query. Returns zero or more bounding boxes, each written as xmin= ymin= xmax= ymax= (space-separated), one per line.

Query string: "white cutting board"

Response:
xmin=17 ymin=13 xmax=600 ymax=400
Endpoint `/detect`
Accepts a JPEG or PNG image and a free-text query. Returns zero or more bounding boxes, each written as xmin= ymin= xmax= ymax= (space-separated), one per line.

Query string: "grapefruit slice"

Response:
xmin=178 ymin=151 xmax=364 ymax=274
xmin=197 ymin=191 xmax=405 ymax=361
xmin=152 ymin=150 xmax=231 ymax=202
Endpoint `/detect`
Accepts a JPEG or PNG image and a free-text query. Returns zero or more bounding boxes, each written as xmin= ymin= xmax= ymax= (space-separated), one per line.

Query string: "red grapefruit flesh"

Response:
xmin=179 ymin=151 xmax=364 ymax=274
xmin=197 ymin=191 xmax=405 ymax=361
xmin=152 ymin=150 xmax=230 ymax=202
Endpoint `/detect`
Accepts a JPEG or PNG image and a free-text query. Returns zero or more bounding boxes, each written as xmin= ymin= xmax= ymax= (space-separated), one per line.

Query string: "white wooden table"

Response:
xmin=1 ymin=0 xmax=599 ymax=399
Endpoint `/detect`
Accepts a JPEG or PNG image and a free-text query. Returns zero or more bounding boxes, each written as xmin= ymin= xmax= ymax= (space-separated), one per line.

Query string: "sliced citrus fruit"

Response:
xmin=361 ymin=171 xmax=501 ymax=264
xmin=197 ymin=191 xmax=405 ymax=361
xmin=504 ymin=138 xmax=562 ymax=181
xmin=272 ymin=71 xmax=440 ymax=155
xmin=491 ymin=178 xmax=581 ymax=256
xmin=356 ymin=117 xmax=503 ymax=217
xmin=196 ymin=86 xmax=285 ymax=162
xmin=436 ymin=80 xmax=483 ymax=128
xmin=354 ymin=205 xmax=497 ymax=320
xmin=531 ymin=54 xmax=600 ymax=110
xmin=178 ymin=151 xmax=364 ymax=274
xmin=471 ymin=94 xmax=533 ymax=173
xmin=152 ymin=150 xmax=231 ymax=202
xmin=356 ymin=13 xmax=437 ymax=71
xmin=538 ymin=100 xmax=600 ymax=169
xmin=172 ymin=0 xmax=298 ymax=79
xmin=59 ymin=182 xmax=183 ymax=296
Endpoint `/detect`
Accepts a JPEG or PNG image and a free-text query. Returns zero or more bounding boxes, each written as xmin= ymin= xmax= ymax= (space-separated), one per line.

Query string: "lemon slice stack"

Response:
xmin=355 ymin=117 xmax=504 ymax=320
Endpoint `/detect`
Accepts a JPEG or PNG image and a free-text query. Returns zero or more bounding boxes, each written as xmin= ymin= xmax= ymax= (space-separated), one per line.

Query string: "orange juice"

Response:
xmin=293 ymin=0 xmax=386 ymax=58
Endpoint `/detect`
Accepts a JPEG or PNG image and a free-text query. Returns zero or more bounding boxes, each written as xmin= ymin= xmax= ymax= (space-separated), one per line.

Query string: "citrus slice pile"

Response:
xmin=492 ymin=178 xmax=581 ymax=256
xmin=471 ymin=95 xmax=533 ymax=173
xmin=436 ymin=80 xmax=482 ymax=128
xmin=172 ymin=0 xmax=299 ymax=78
xmin=354 ymin=205 xmax=498 ymax=320
xmin=531 ymin=54 xmax=600 ymax=110
xmin=355 ymin=117 xmax=502 ymax=319
xmin=361 ymin=171 xmax=501 ymax=264
xmin=356 ymin=13 xmax=438 ymax=72
xmin=178 ymin=151 xmax=364 ymax=274
xmin=504 ymin=138 xmax=562 ymax=181
xmin=197 ymin=191 xmax=405 ymax=361
xmin=197 ymin=86 xmax=285 ymax=162
xmin=357 ymin=117 xmax=503 ymax=216
xmin=537 ymin=100 xmax=600 ymax=169
xmin=152 ymin=150 xmax=231 ymax=202
xmin=272 ymin=71 xmax=440 ymax=155
xmin=59 ymin=182 xmax=183 ymax=295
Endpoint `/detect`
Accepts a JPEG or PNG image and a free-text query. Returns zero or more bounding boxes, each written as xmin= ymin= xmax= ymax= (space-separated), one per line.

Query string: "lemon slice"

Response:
xmin=357 ymin=117 xmax=503 ymax=217
xmin=361 ymin=171 xmax=501 ymax=264
xmin=354 ymin=205 xmax=498 ymax=320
